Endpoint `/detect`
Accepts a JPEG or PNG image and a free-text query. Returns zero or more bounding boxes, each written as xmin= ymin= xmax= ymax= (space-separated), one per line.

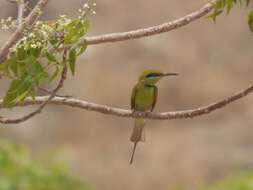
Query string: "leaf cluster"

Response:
xmin=209 ymin=0 xmax=253 ymax=32
xmin=0 ymin=15 xmax=89 ymax=107
xmin=209 ymin=0 xmax=251 ymax=21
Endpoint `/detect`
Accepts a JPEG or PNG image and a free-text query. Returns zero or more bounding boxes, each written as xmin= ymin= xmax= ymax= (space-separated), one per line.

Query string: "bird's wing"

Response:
xmin=151 ymin=86 xmax=158 ymax=111
xmin=131 ymin=84 xmax=138 ymax=110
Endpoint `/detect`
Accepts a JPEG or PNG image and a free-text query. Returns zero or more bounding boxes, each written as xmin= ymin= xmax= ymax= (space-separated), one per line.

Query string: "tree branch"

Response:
xmin=0 ymin=0 xmax=49 ymax=64
xmin=83 ymin=0 xmax=219 ymax=45
xmin=0 ymin=0 xmax=218 ymax=62
xmin=17 ymin=0 xmax=25 ymax=26
xmin=0 ymin=66 xmax=67 ymax=124
xmin=0 ymin=83 xmax=252 ymax=123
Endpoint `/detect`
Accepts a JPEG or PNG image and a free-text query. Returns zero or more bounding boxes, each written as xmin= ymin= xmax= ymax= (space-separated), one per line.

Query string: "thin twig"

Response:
xmin=0 ymin=0 xmax=49 ymax=64
xmin=38 ymin=87 xmax=72 ymax=98
xmin=17 ymin=0 xmax=25 ymax=26
xmin=0 ymin=83 xmax=252 ymax=122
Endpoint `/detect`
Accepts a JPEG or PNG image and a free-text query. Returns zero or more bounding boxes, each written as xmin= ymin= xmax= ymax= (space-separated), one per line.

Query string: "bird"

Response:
xmin=129 ymin=69 xmax=178 ymax=164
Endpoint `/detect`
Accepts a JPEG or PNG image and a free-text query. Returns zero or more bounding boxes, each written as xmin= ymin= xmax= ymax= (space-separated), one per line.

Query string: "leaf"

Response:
xmin=16 ymin=46 xmax=27 ymax=61
xmin=23 ymin=56 xmax=49 ymax=85
xmin=7 ymin=54 xmax=19 ymax=77
xmin=0 ymin=62 xmax=9 ymax=74
xmin=46 ymin=52 xmax=58 ymax=63
xmin=208 ymin=10 xmax=223 ymax=21
xmin=3 ymin=76 xmax=34 ymax=107
xmin=68 ymin=49 xmax=76 ymax=75
xmin=226 ymin=0 xmax=234 ymax=14
xmin=64 ymin=19 xmax=89 ymax=44
xmin=28 ymin=46 xmax=42 ymax=58
xmin=248 ymin=10 xmax=253 ymax=32
xmin=49 ymin=66 xmax=60 ymax=82
xmin=76 ymin=42 xmax=87 ymax=56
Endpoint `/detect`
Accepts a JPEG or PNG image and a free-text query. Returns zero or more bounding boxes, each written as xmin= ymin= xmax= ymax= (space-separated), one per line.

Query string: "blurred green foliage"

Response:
xmin=200 ymin=172 xmax=253 ymax=190
xmin=248 ymin=10 xmax=253 ymax=32
xmin=0 ymin=139 xmax=91 ymax=190
xmin=175 ymin=171 xmax=253 ymax=190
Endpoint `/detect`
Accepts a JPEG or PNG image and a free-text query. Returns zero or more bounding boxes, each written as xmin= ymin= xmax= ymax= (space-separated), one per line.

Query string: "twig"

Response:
xmin=0 ymin=83 xmax=252 ymax=122
xmin=0 ymin=0 xmax=49 ymax=64
xmin=17 ymin=0 xmax=25 ymax=26
xmin=81 ymin=0 xmax=219 ymax=45
xmin=38 ymin=87 xmax=72 ymax=98
xmin=0 ymin=65 xmax=67 ymax=124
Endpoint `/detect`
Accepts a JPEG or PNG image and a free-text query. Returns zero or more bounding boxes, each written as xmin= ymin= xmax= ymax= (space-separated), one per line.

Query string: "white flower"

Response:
xmin=31 ymin=44 xmax=37 ymax=48
xmin=91 ymin=10 xmax=96 ymax=15
xmin=7 ymin=17 xmax=12 ymax=22
xmin=11 ymin=21 xmax=17 ymax=28
xmin=2 ymin=24 xmax=9 ymax=30
xmin=60 ymin=14 xmax=67 ymax=18
xmin=36 ymin=41 xmax=42 ymax=47
xmin=28 ymin=33 xmax=36 ymax=38
xmin=83 ymin=3 xmax=89 ymax=8
xmin=22 ymin=36 xmax=27 ymax=42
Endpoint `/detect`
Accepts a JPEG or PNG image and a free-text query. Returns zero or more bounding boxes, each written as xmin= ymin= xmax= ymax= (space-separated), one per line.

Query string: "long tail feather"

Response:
xmin=129 ymin=118 xmax=145 ymax=164
xmin=130 ymin=142 xmax=137 ymax=164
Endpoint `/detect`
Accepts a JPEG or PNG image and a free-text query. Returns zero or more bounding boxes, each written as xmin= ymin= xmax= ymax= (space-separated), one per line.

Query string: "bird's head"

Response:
xmin=139 ymin=69 xmax=178 ymax=85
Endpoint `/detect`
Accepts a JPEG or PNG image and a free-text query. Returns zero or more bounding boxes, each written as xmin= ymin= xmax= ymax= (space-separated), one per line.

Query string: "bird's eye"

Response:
xmin=146 ymin=73 xmax=159 ymax=78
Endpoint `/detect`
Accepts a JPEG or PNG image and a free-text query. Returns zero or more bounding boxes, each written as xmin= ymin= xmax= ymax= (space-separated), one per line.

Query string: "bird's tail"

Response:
xmin=129 ymin=118 xmax=146 ymax=164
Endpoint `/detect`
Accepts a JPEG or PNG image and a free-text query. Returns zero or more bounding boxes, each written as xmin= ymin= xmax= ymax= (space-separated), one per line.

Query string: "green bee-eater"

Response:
xmin=130 ymin=69 xmax=178 ymax=164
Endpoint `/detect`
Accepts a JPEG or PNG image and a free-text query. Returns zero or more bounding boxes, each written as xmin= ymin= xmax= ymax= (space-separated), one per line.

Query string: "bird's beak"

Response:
xmin=162 ymin=73 xmax=179 ymax=77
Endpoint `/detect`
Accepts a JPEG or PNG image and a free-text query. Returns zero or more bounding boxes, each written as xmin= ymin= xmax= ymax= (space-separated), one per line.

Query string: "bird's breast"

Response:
xmin=134 ymin=86 xmax=155 ymax=111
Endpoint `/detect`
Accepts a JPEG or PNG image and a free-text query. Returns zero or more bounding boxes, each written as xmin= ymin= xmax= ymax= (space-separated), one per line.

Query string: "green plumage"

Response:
xmin=131 ymin=82 xmax=157 ymax=111
xmin=129 ymin=69 xmax=178 ymax=164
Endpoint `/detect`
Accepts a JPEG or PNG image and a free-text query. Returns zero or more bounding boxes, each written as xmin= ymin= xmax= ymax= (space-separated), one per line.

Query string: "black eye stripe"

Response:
xmin=146 ymin=73 xmax=161 ymax=78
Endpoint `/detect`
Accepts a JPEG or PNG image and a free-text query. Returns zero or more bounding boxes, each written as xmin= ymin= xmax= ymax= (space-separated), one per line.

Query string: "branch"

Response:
xmin=0 ymin=0 xmax=49 ymax=64
xmin=0 ymin=0 xmax=218 ymax=62
xmin=0 ymin=66 xmax=67 ymax=124
xmin=1 ymin=83 xmax=252 ymax=122
xmin=17 ymin=0 xmax=25 ymax=26
xmin=83 ymin=0 xmax=219 ymax=45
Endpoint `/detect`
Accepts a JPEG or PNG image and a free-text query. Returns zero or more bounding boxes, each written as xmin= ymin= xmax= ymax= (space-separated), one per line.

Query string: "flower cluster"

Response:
xmin=9 ymin=23 xmax=53 ymax=53
xmin=0 ymin=17 xmax=17 ymax=30
xmin=78 ymin=2 xmax=97 ymax=19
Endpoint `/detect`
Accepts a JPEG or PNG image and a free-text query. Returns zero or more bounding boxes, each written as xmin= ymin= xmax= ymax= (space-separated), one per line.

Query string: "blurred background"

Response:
xmin=0 ymin=0 xmax=253 ymax=189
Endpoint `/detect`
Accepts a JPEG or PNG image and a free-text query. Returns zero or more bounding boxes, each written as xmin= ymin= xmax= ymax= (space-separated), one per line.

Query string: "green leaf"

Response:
xmin=3 ymin=76 xmax=34 ymax=107
xmin=49 ymin=66 xmax=60 ymax=82
xmin=0 ymin=62 xmax=9 ymax=74
xmin=76 ymin=42 xmax=87 ymax=56
xmin=7 ymin=54 xmax=19 ymax=77
xmin=248 ymin=10 xmax=253 ymax=32
xmin=68 ymin=49 xmax=76 ymax=75
xmin=46 ymin=52 xmax=58 ymax=63
xmin=28 ymin=47 xmax=42 ymax=58
xmin=16 ymin=46 xmax=27 ymax=61
xmin=226 ymin=0 xmax=234 ymax=14
xmin=208 ymin=10 xmax=223 ymax=21
xmin=23 ymin=56 xmax=49 ymax=85
xmin=64 ymin=19 xmax=89 ymax=44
